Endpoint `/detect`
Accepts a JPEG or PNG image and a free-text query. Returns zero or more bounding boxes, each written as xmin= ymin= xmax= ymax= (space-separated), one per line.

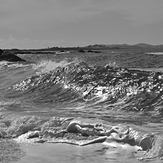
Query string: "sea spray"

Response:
xmin=6 ymin=61 xmax=163 ymax=114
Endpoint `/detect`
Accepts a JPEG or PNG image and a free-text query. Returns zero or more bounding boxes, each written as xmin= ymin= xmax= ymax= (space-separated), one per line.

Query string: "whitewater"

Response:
xmin=0 ymin=52 xmax=163 ymax=163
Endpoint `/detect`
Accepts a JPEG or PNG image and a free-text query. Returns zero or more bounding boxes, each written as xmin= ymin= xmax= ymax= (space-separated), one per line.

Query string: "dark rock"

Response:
xmin=0 ymin=49 xmax=4 ymax=55
xmin=87 ymin=50 xmax=94 ymax=53
xmin=87 ymin=50 xmax=101 ymax=53
xmin=0 ymin=49 xmax=26 ymax=62
xmin=78 ymin=49 xmax=85 ymax=53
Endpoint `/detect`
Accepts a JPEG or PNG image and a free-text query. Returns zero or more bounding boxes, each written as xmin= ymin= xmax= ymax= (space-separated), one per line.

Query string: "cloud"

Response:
xmin=0 ymin=0 xmax=104 ymax=38
xmin=0 ymin=0 xmax=98 ymax=24
xmin=0 ymin=0 xmax=163 ymax=48
xmin=1 ymin=0 xmax=163 ymax=30
xmin=1 ymin=0 xmax=163 ymax=25
xmin=108 ymin=0 xmax=163 ymax=25
xmin=0 ymin=0 xmax=114 ymax=41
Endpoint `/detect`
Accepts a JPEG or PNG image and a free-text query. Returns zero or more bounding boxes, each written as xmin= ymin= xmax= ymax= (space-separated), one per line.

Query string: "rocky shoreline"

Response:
xmin=0 ymin=49 xmax=26 ymax=62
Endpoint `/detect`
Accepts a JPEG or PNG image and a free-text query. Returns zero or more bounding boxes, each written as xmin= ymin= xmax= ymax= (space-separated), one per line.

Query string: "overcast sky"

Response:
xmin=0 ymin=0 xmax=163 ymax=49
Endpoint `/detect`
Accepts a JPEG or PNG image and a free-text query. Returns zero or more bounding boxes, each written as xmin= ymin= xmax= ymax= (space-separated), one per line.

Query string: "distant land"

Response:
xmin=3 ymin=43 xmax=163 ymax=53
xmin=2 ymin=43 xmax=163 ymax=68
xmin=85 ymin=43 xmax=163 ymax=49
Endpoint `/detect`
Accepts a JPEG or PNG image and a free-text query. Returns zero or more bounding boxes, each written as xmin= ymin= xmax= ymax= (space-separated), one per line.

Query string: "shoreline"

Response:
xmin=15 ymin=140 xmax=143 ymax=163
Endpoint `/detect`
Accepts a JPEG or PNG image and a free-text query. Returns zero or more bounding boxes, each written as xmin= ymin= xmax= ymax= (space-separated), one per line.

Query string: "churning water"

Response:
xmin=1 ymin=52 xmax=163 ymax=162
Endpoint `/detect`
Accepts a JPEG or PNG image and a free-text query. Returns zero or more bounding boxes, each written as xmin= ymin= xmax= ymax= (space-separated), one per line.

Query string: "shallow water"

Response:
xmin=16 ymin=142 xmax=163 ymax=163
xmin=17 ymin=143 xmax=142 ymax=163
xmin=1 ymin=51 xmax=163 ymax=162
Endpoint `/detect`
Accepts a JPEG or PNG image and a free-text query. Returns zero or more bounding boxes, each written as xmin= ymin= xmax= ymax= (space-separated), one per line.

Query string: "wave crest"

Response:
xmin=8 ymin=61 xmax=163 ymax=114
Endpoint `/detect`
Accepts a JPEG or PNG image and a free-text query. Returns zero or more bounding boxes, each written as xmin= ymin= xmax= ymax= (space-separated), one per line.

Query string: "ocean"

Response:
xmin=0 ymin=50 xmax=163 ymax=162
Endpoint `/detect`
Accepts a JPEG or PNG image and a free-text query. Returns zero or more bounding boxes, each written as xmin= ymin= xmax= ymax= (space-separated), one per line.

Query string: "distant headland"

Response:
xmin=1 ymin=43 xmax=163 ymax=62
xmin=2 ymin=43 xmax=163 ymax=52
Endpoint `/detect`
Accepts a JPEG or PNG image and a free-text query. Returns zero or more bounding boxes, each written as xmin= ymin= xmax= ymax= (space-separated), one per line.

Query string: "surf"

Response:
xmin=0 ymin=56 xmax=163 ymax=162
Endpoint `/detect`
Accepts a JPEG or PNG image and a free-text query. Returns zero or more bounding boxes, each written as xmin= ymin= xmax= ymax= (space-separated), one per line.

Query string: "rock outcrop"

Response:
xmin=0 ymin=49 xmax=26 ymax=62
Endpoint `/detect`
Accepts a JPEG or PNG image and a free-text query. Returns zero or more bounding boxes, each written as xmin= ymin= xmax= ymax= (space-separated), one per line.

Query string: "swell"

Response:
xmin=4 ymin=60 xmax=163 ymax=114
xmin=1 ymin=60 xmax=163 ymax=161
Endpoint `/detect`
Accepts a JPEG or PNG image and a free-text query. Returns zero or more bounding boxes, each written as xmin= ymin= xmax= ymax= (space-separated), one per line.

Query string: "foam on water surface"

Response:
xmin=15 ymin=140 xmax=163 ymax=163
xmin=1 ymin=56 xmax=163 ymax=162
xmin=15 ymin=142 xmax=140 ymax=163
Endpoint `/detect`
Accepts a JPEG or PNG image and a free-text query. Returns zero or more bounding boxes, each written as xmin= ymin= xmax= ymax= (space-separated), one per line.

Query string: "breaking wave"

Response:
xmin=1 ymin=58 xmax=163 ymax=161
xmin=4 ymin=60 xmax=163 ymax=114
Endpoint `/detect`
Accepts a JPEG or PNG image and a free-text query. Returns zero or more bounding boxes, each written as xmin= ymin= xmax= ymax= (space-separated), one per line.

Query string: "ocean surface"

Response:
xmin=1 ymin=50 xmax=163 ymax=162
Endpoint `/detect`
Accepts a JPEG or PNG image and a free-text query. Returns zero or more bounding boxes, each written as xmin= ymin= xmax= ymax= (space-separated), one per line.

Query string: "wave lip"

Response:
xmin=5 ymin=61 xmax=162 ymax=114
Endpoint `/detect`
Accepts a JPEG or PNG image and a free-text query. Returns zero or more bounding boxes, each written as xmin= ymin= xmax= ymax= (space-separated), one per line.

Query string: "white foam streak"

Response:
xmin=0 ymin=61 xmax=29 ymax=69
xmin=33 ymin=60 xmax=70 ymax=74
xmin=14 ymin=132 xmax=38 ymax=143
xmin=0 ymin=61 xmax=9 ymax=69
xmin=146 ymin=52 xmax=163 ymax=55
xmin=33 ymin=58 xmax=83 ymax=74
